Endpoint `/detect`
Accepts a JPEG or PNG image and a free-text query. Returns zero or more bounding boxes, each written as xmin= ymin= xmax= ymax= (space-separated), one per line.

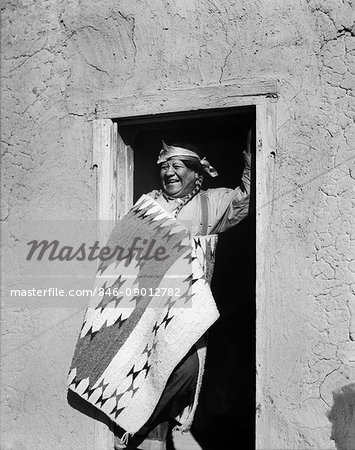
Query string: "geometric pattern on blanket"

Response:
xmin=67 ymin=195 xmax=219 ymax=434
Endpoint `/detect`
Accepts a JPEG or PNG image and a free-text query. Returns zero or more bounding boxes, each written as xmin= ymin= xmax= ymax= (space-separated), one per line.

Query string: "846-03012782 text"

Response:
xmin=9 ymin=287 xmax=182 ymax=298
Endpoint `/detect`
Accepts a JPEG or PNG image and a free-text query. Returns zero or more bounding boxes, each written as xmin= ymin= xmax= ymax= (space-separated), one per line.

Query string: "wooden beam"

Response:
xmin=93 ymin=119 xmax=116 ymax=222
xmin=255 ymin=102 xmax=276 ymax=450
xmin=117 ymin=133 xmax=134 ymax=219
xmin=92 ymin=118 xmax=116 ymax=450
xmin=96 ymin=80 xmax=278 ymax=119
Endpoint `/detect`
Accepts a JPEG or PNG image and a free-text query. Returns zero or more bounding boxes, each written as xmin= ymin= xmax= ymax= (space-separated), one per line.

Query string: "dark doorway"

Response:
xmin=119 ymin=106 xmax=256 ymax=449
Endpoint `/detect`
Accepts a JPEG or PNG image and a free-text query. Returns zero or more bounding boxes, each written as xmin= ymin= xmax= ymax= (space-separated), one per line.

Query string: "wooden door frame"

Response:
xmin=92 ymin=81 xmax=277 ymax=449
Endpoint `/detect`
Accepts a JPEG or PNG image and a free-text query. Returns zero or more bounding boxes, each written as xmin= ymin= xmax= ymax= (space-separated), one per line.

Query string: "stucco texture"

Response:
xmin=1 ymin=0 xmax=354 ymax=449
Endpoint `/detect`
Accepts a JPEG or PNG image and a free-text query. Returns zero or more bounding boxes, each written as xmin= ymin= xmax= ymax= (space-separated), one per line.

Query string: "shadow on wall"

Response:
xmin=328 ymin=383 xmax=355 ymax=450
xmin=67 ymin=391 xmax=115 ymax=433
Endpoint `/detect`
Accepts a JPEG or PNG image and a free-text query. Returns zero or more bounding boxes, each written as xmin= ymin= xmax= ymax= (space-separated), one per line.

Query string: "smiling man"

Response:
xmin=113 ymin=136 xmax=252 ymax=449
xmin=149 ymin=139 xmax=251 ymax=236
xmin=160 ymin=152 xmax=198 ymax=197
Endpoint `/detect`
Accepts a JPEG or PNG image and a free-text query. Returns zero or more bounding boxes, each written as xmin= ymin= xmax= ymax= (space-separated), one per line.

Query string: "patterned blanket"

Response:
xmin=67 ymin=195 xmax=219 ymax=434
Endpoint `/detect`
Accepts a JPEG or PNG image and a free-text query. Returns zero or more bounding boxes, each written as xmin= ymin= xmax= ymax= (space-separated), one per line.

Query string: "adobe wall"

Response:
xmin=1 ymin=0 xmax=354 ymax=449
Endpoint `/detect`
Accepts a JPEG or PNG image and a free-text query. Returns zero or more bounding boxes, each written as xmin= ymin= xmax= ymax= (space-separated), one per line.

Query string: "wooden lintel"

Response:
xmin=96 ymin=80 xmax=278 ymax=119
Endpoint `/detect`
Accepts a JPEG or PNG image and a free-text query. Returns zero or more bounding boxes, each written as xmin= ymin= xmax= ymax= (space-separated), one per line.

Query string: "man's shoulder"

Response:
xmin=145 ymin=190 xmax=159 ymax=198
xmin=202 ymin=187 xmax=234 ymax=199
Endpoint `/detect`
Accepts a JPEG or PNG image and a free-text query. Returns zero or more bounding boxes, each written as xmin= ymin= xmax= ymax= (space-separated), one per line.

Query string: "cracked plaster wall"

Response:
xmin=1 ymin=0 xmax=354 ymax=449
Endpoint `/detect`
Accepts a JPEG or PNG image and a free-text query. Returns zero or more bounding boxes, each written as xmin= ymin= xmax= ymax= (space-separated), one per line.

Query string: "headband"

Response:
xmin=157 ymin=141 xmax=218 ymax=177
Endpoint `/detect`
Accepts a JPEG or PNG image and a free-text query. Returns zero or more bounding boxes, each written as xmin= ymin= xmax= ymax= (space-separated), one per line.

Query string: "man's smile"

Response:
xmin=166 ymin=178 xmax=180 ymax=184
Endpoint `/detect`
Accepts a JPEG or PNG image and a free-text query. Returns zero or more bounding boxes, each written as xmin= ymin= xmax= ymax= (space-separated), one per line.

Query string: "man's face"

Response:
xmin=160 ymin=157 xmax=198 ymax=198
